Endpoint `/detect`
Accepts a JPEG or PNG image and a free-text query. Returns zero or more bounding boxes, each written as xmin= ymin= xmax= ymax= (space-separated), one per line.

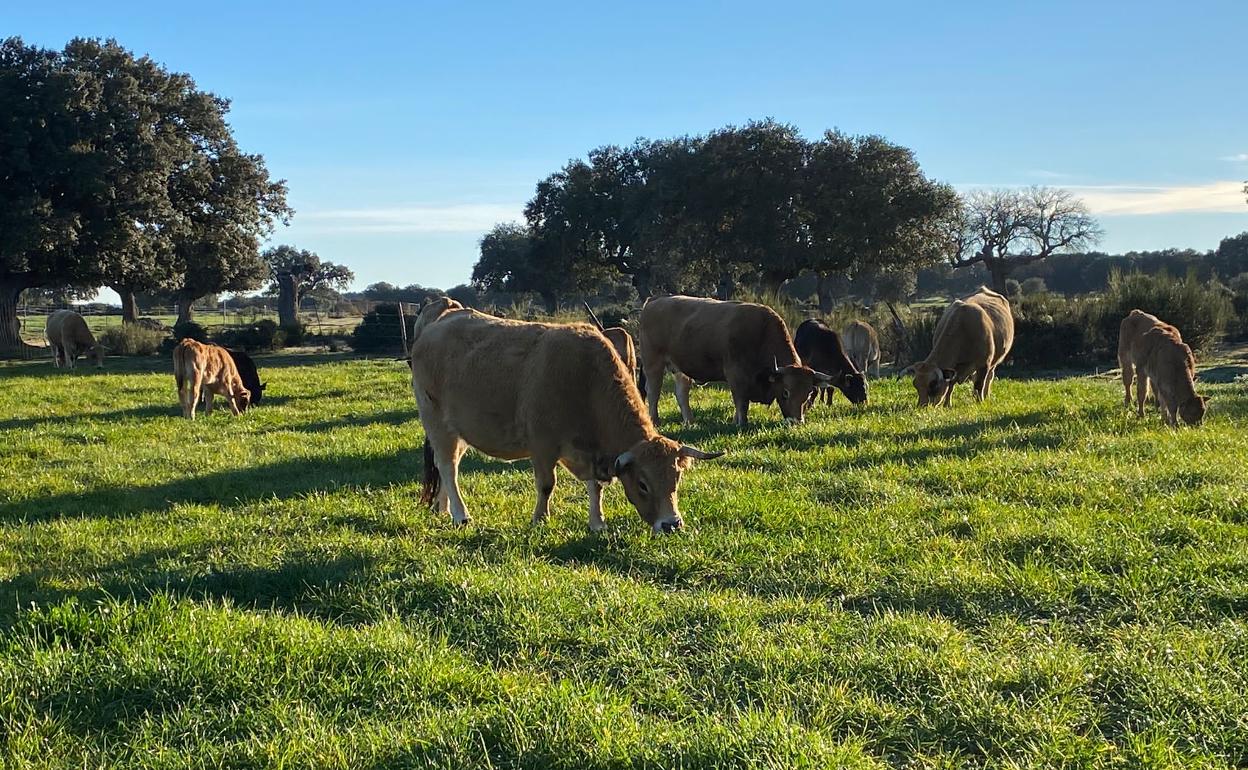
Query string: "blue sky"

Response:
xmin=11 ymin=0 xmax=1248 ymax=293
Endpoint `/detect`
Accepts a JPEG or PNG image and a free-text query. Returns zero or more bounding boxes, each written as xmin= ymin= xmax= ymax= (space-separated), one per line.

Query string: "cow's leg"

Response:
xmin=178 ymin=377 xmax=192 ymax=419
xmin=673 ymin=372 xmax=695 ymax=426
xmin=874 ymin=354 xmax=881 ymax=379
xmin=1135 ymin=374 xmax=1148 ymax=418
xmin=822 ymin=386 xmax=834 ymax=406
xmin=982 ymin=367 xmax=997 ymax=400
xmin=430 ymin=436 xmax=471 ymax=525
xmin=731 ymin=390 xmax=750 ymax=427
xmin=973 ymin=369 xmax=988 ymax=402
xmin=64 ymin=345 xmax=75 ymax=370
xmin=586 ymin=479 xmax=606 ymax=533
xmin=1121 ymin=361 xmax=1134 ymax=410
xmin=941 ymin=381 xmax=954 ymax=407
xmin=642 ymin=358 xmax=665 ymax=424
xmin=201 ymin=384 xmax=214 ymax=416
xmin=529 ymin=457 xmax=557 ymax=525
xmin=186 ymin=373 xmax=204 ymax=420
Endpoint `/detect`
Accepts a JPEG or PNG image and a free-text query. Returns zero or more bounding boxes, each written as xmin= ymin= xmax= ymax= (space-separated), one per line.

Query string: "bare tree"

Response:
xmin=951 ymin=186 xmax=1101 ymax=292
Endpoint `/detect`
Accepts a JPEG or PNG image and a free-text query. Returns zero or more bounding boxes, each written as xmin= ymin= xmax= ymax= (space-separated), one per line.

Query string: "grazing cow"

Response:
xmin=45 ymin=310 xmax=106 ymax=369
xmin=1118 ymin=309 xmax=1207 ymax=426
xmin=410 ymin=301 xmax=722 ymax=533
xmin=583 ymin=302 xmax=638 ymax=380
xmin=638 ymin=295 xmax=833 ymax=427
xmin=173 ymin=339 xmax=251 ymax=419
xmin=226 ymin=349 xmax=265 ymax=408
xmin=907 ymin=287 xmax=1014 ymax=407
xmin=843 ymin=320 xmax=881 ymax=378
xmin=793 ymin=320 xmax=868 ymax=406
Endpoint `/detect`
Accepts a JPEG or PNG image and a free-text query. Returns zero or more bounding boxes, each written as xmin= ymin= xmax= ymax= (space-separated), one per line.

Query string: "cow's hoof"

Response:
xmin=588 ymin=522 xmax=607 ymax=534
xmin=453 ymin=516 xmax=472 ymax=527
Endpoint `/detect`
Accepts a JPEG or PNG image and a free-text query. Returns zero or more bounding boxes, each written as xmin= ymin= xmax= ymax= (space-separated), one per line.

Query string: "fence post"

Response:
xmin=397 ymin=302 xmax=409 ymax=356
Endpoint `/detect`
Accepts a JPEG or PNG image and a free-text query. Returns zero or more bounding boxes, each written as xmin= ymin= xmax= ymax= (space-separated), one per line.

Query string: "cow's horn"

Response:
xmin=614 ymin=451 xmax=635 ymax=474
xmin=773 ymin=356 xmax=780 ymax=373
xmin=813 ymin=370 xmax=835 ymax=388
xmin=678 ymin=445 xmax=724 ymax=461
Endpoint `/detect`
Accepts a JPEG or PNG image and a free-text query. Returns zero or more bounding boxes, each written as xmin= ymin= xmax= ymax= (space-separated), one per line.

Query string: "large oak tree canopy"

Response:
xmin=0 ymin=36 xmax=289 ymax=346
xmin=264 ymin=245 xmax=354 ymax=327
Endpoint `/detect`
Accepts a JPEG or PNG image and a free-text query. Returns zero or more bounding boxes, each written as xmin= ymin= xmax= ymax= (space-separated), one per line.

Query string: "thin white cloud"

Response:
xmin=1026 ymin=169 xmax=1068 ymax=179
xmin=1220 ymin=153 xmax=1248 ymax=162
xmin=955 ymin=181 xmax=1246 ymax=216
xmin=1070 ymin=181 xmax=1245 ymax=216
xmin=293 ymin=203 xmax=524 ymax=234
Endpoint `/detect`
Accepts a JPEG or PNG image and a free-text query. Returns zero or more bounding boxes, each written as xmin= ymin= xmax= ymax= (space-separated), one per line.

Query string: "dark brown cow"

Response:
xmin=226 ymin=349 xmax=265 ymax=408
xmin=793 ymin=320 xmax=868 ymax=406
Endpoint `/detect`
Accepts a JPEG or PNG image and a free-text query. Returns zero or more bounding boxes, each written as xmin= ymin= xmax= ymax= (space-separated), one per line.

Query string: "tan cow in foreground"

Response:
xmin=843 ymin=320 xmax=881 ymax=377
xmin=45 ymin=310 xmax=106 ymax=369
xmin=173 ymin=339 xmax=252 ymax=419
xmin=1118 ymin=309 xmax=1207 ymax=426
xmin=908 ymin=287 xmax=1014 ymax=407
xmin=410 ymin=299 xmax=722 ymax=533
xmin=638 ymin=295 xmax=833 ymax=427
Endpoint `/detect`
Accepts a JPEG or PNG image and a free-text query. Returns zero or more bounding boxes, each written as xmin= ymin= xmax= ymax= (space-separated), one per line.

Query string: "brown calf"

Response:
xmin=173 ymin=339 xmax=251 ymax=419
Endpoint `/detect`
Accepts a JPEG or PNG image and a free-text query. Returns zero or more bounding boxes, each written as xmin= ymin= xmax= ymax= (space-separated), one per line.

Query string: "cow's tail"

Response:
xmin=419 ymin=437 xmax=441 ymax=509
xmin=173 ymin=343 xmax=186 ymax=391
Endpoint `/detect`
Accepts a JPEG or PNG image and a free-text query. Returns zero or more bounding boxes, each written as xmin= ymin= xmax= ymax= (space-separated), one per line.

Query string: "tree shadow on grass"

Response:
xmin=0 ymin=395 xmax=302 ymax=432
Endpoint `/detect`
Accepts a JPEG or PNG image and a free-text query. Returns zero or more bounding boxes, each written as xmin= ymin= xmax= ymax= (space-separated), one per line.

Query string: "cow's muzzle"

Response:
xmin=655 ymin=517 xmax=684 ymax=534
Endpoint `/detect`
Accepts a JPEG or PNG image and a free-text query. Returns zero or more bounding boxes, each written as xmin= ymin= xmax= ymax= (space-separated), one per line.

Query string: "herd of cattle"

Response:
xmin=40 ymin=286 xmax=1211 ymax=532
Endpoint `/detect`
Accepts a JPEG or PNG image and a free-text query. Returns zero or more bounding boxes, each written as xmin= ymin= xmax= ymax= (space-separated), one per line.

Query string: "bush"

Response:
xmin=1229 ymin=273 xmax=1248 ymax=341
xmin=173 ymin=320 xmax=208 ymax=342
xmin=1004 ymin=279 xmax=1022 ymax=298
xmin=213 ymin=319 xmax=286 ymax=352
xmin=99 ymin=324 xmax=165 ymax=356
xmin=1021 ymin=277 xmax=1048 ymax=295
xmin=1092 ymin=270 xmax=1233 ymax=353
xmin=351 ymin=303 xmax=413 ymax=354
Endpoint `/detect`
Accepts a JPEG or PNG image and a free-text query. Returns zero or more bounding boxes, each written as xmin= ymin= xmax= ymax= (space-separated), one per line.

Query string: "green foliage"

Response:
xmin=1021 ymin=276 xmax=1048 ymax=294
xmin=1004 ymin=278 xmax=1022 ymax=298
xmin=1094 ymin=270 xmax=1233 ymax=353
xmin=172 ymin=320 xmax=209 ymax=342
xmin=281 ymin=321 xmax=306 ymax=347
xmin=350 ymin=303 xmax=412 ymax=354
xmin=97 ymin=324 xmax=165 ymax=356
xmin=213 ymin=319 xmax=286 ymax=352
xmin=1 ymin=356 xmax=1245 ymax=767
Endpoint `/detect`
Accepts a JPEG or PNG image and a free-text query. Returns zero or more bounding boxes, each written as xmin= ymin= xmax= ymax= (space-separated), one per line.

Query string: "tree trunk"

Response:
xmin=716 ymin=273 xmax=734 ymax=301
xmin=112 ymin=286 xmax=139 ymax=323
xmin=0 ymin=280 xmax=33 ymax=357
xmin=540 ymin=291 xmax=558 ymax=315
xmin=277 ymin=273 xmax=299 ymax=327
xmin=816 ymin=272 xmax=836 ymax=314
xmin=987 ymin=259 xmax=1010 ymax=293
xmin=631 ymin=268 xmax=653 ymax=300
xmin=176 ymin=292 xmax=197 ymax=324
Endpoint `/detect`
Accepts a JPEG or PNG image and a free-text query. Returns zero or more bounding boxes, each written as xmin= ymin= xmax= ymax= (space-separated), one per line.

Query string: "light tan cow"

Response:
xmin=410 ymin=302 xmax=722 ymax=533
xmin=1118 ymin=309 xmax=1207 ymax=426
xmin=842 ymin=320 xmax=880 ymax=378
xmin=173 ymin=338 xmax=251 ymax=419
xmin=907 ymin=287 xmax=1014 ymax=407
xmin=45 ymin=310 xmax=106 ymax=369
xmin=638 ymin=295 xmax=833 ymax=427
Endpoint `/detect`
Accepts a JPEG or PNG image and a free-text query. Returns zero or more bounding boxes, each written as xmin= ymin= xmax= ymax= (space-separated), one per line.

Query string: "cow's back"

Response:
xmin=842 ymin=321 xmax=878 ymax=362
xmin=794 ymin=320 xmax=853 ymax=376
xmin=1119 ymin=309 xmax=1164 ymax=362
xmin=413 ymin=311 xmax=643 ymax=456
xmin=45 ymin=310 xmax=68 ymax=343
xmin=963 ymin=288 xmax=1013 ymax=366
xmin=602 ymin=327 xmax=637 ymax=373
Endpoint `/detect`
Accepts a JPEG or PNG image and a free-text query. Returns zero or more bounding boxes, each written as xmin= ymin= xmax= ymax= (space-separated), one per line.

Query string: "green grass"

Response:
xmin=1 ymin=354 xmax=1246 ymax=768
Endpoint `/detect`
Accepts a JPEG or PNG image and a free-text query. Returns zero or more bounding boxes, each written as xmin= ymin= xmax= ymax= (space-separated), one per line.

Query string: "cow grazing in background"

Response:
xmin=843 ymin=320 xmax=881 ymax=378
xmin=173 ymin=339 xmax=251 ymax=419
xmin=226 ymin=349 xmax=265 ymax=408
xmin=793 ymin=320 xmax=868 ymax=406
xmin=1118 ymin=309 xmax=1208 ymax=426
xmin=638 ymin=295 xmax=833 ymax=427
xmin=906 ymin=287 xmax=1014 ymax=407
xmin=45 ymin=310 xmax=106 ymax=369
xmin=410 ymin=300 xmax=722 ymax=533
xmin=583 ymin=302 xmax=638 ymax=382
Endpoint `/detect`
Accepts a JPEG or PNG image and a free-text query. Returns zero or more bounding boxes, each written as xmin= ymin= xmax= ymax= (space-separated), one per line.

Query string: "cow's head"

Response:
xmin=757 ymin=362 xmax=833 ymax=423
xmin=1179 ymin=394 xmax=1209 ymax=426
xmin=232 ymin=387 xmax=252 ymax=413
xmin=834 ymin=370 xmax=869 ymax=405
xmin=250 ymin=382 xmax=266 ymax=406
xmin=909 ymin=362 xmax=955 ymax=407
xmin=613 ymin=437 xmax=723 ymax=534
xmin=91 ymin=344 xmax=107 ymax=368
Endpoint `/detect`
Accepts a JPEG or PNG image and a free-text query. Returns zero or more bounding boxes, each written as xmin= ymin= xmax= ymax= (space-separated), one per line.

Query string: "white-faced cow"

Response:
xmin=638 ymin=295 xmax=833 ymax=427
xmin=793 ymin=319 xmax=868 ymax=407
xmin=409 ymin=298 xmax=722 ymax=533
xmin=45 ymin=310 xmax=106 ymax=369
xmin=906 ymin=287 xmax=1014 ymax=407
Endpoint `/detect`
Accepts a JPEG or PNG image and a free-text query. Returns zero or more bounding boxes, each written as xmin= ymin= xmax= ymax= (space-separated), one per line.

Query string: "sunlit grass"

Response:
xmin=1 ymin=354 xmax=1246 ymax=768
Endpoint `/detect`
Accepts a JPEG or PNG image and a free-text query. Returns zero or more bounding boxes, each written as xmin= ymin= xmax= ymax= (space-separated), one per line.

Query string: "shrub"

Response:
xmin=99 ymin=324 xmax=165 ymax=356
xmin=173 ymin=320 xmax=208 ymax=342
xmin=1021 ymin=277 xmax=1048 ymax=295
xmin=1092 ymin=270 xmax=1233 ymax=353
xmin=351 ymin=303 xmax=413 ymax=354
xmin=214 ymin=319 xmax=286 ymax=352
xmin=1004 ymin=279 xmax=1022 ymax=298
xmin=281 ymin=321 xmax=305 ymax=347
xmin=1228 ymin=273 xmax=1248 ymax=341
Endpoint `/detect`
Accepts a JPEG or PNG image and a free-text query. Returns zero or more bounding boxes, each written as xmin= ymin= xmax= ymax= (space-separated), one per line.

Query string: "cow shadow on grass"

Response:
xmin=0 ymin=395 xmax=303 ymax=432
xmin=286 ymin=407 xmax=421 ymax=434
xmin=0 ymin=445 xmax=516 ymax=524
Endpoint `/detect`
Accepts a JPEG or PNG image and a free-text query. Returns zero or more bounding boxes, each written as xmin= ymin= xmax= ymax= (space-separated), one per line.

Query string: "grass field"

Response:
xmin=1 ymin=354 xmax=1246 ymax=768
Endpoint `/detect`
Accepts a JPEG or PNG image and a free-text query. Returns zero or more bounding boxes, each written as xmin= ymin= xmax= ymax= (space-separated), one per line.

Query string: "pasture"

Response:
xmin=1 ymin=355 xmax=1246 ymax=768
